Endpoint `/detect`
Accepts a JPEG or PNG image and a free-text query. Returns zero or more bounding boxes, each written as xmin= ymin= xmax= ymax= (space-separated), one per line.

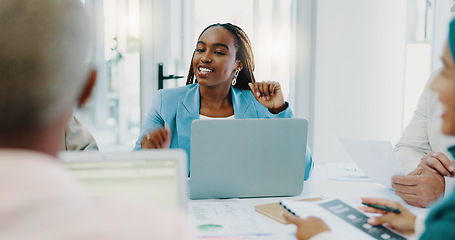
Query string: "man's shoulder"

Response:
xmin=0 ymin=149 xmax=88 ymax=196
xmin=1 ymin=194 xmax=194 ymax=239
xmin=0 ymin=150 xmax=195 ymax=240
xmin=64 ymin=202 xmax=194 ymax=239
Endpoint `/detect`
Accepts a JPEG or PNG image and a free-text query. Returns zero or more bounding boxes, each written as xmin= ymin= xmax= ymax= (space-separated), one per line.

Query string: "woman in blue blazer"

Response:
xmin=134 ymin=23 xmax=313 ymax=179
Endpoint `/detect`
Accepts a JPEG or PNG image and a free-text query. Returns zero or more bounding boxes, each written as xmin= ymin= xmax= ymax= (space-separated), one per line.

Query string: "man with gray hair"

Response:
xmin=0 ymin=0 xmax=193 ymax=239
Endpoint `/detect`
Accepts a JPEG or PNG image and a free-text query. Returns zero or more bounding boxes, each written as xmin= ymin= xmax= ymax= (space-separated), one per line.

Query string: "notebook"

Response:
xmin=59 ymin=149 xmax=187 ymax=209
xmin=254 ymin=197 xmax=323 ymax=224
xmin=189 ymin=118 xmax=308 ymax=199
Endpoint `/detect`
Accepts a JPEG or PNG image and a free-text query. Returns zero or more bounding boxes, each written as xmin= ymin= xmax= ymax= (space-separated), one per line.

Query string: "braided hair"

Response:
xmin=186 ymin=23 xmax=255 ymax=90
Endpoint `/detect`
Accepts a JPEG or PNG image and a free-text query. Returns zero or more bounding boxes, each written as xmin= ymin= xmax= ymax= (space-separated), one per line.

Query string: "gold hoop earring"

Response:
xmin=232 ymin=69 xmax=240 ymax=86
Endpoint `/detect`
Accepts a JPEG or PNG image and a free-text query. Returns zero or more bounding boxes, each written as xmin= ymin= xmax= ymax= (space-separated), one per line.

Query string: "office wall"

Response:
xmin=431 ymin=0 xmax=453 ymax=71
xmin=312 ymin=0 xmax=408 ymax=164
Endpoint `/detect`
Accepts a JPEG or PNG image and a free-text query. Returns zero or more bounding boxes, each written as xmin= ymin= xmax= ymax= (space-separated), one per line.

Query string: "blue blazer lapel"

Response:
xmin=231 ymin=86 xmax=257 ymax=119
xmin=176 ymin=84 xmax=200 ymax=152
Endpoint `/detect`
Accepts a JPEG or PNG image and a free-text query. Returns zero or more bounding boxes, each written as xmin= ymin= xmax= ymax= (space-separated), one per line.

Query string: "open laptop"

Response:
xmin=189 ymin=118 xmax=308 ymax=199
xmin=59 ymin=149 xmax=187 ymax=209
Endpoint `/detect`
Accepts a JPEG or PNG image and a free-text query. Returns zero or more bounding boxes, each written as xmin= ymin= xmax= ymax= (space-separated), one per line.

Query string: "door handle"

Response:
xmin=158 ymin=63 xmax=184 ymax=90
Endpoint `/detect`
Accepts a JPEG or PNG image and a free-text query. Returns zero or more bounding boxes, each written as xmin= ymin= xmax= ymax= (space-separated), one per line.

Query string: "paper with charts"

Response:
xmin=339 ymin=138 xmax=404 ymax=187
xmin=188 ymin=201 xmax=273 ymax=237
xmin=281 ymin=199 xmax=407 ymax=240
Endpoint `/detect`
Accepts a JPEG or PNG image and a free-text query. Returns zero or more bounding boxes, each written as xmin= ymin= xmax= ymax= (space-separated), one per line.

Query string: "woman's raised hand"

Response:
xmin=248 ymin=81 xmax=287 ymax=114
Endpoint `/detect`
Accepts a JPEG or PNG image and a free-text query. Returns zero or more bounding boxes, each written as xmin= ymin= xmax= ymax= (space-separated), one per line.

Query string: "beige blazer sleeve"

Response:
xmin=64 ymin=117 xmax=99 ymax=151
xmin=395 ymin=76 xmax=455 ymax=173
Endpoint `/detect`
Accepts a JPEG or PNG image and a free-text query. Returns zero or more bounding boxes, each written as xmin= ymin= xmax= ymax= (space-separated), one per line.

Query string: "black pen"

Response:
xmin=362 ymin=202 xmax=401 ymax=214
xmin=279 ymin=202 xmax=297 ymax=216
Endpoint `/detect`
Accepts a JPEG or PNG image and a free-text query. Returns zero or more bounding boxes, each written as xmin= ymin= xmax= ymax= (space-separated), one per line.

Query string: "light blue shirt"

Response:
xmin=134 ymin=83 xmax=313 ymax=179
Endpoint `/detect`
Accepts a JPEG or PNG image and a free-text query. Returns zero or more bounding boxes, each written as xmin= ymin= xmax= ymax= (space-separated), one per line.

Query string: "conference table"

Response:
xmin=187 ymin=163 xmax=430 ymax=240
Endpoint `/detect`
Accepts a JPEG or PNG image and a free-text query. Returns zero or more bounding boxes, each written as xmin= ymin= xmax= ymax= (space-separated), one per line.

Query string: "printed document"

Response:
xmin=188 ymin=201 xmax=272 ymax=237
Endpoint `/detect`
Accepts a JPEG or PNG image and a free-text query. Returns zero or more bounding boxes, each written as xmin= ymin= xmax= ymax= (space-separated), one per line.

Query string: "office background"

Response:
xmin=75 ymin=0 xmax=453 ymax=164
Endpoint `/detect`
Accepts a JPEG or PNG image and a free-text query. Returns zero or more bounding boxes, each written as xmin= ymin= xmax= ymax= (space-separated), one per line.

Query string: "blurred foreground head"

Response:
xmin=0 ymin=0 xmax=91 ymax=132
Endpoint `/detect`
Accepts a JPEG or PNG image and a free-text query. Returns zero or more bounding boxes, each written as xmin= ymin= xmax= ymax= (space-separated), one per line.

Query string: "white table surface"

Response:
xmin=187 ymin=164 xmax=430 ymax=240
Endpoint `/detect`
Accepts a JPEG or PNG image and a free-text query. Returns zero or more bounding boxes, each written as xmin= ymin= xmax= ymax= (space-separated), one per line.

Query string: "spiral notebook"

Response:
xmin=254 ymin=197 xmax=323 ymax=224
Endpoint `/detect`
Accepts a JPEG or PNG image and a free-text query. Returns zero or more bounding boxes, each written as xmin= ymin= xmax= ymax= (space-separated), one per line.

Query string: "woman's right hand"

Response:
xmin=140 ymin=125 xmax=171 ymax=149
xmin=359 ymin=197 xmax=416 ymax=235
xmin=248 ymin=81 xmax=286 ymax=114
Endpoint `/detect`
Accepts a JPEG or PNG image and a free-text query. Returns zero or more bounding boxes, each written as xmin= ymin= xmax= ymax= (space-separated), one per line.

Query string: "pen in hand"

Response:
xmin=361 ymin=202 xmax=401 ymax=214
xmin=279 ymin=202 xmax=298 ymax=216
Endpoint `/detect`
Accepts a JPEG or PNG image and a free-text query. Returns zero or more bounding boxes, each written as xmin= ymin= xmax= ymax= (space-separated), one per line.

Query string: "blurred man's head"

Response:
xmin=0 ymin=0 xmax=93 ymax=133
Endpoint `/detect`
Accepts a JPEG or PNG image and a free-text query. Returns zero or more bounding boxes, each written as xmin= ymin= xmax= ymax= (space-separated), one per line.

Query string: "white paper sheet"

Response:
xmin=339 ymin=138 xmax=404 ymax=187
